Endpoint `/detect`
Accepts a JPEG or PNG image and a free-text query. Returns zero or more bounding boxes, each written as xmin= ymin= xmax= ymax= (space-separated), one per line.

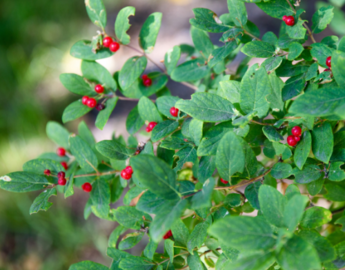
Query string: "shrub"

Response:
xmin=2 ymin=0 xmax=345 ymax=269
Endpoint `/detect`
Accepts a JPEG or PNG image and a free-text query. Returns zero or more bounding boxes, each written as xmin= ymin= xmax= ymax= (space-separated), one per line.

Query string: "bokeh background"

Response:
xmin=0 ymin=0 xmax=344 ymax=269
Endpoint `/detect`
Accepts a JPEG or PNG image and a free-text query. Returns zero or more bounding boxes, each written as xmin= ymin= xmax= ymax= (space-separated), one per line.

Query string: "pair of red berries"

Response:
xmin=142 ymin=75 xmax=152 ymax=87
xmin=163 ymin=230 xmax=173 ymax=240
xmin=283 ymin=15 xmax=295 ymax=26
xmin=57 ymin=171 xmax=67 ymax=186
xmin=82 ymin=96 xmax=97 ymax=108
xmin=103 ymin=36 xmax=120 ymax=52
xmin=170 ymin=107 xmax=179 ymax=117
xmin=121 ymin=166 xmax=133 ymax=180
xmin=146 ymin=122 xmax=157 ymax=132
xmin=287 ymin=126 xmax=302 ymax=147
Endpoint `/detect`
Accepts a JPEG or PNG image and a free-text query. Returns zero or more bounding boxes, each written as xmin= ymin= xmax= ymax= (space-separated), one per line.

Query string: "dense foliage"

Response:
xmin=2 ymin=0 xmax=345 ymax=269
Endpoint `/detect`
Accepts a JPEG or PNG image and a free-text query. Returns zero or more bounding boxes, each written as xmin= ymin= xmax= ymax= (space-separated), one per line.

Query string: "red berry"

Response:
xmin=58 ymin=178 xmax=67 ymax=186
xmin=220 ymin=178 xmax=229 ymax=184
xmin=44 ymin=169 xmax=51 ymax=176
xmin=294 ymin=136 xmax=301 ymax=142
xmin=61 ymin=161 xmax=68 ymax=170
xmin=87 ymin=98 xmax=97 ymax=108
xmin=82 ymin=96 xmax=89 ymax=105
xmin=282 ymin=15 xmax=288 ymax=21
xmin=109 ymin=42 xmax=120 ymax=52
xmin=146 ymin=126 xmax=151 ymax=132
xmin=103 ymin=36 xmax=113 ymax=48
xmin=291 ymin=126 xmax=302 ymax=137
xmin=96 ymin=104 xmax=105 ymax=111
xmin=124 ymin=166 xmax=133 ymax=175
xmin=148 ymin=122 xmax=157 ymax=131
xmin=163 ymin=230 xmax=173 ymax=240
xmin=285 ymin=16 xmax=295 ymax=26
xmin=82 ymin=182 xmax=93 ymax=192
xmin=135 ymin=150 xmax=140 ymax=155
xmin=121 ymin=169 xmax=132 ymax=180
xmin=287 ymin=135 xmax=297 ymax=146
xmin=57 ymin=147 xmax=66 ymax=156
xmin=170 ymin=107 xmax=179 ymax=117
xmin=325 ymin=68 xmax=331 ymax=72
xmin=57 ymin=171 xmax=65 ymax=178
xmin=143 ymin=78 xmax=152 ymax=87
xmin=326 ymin=56 xmax=332 ymax=68
xmin=95 ymin=84 xmax=104 ymax=93
xmin=142 ymin=74 xmax=148 ymax=80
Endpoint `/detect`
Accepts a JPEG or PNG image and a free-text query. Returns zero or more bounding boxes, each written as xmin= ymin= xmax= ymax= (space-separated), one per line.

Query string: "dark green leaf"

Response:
xmin=227 ymin=0 xmax=248 ymax=26
xmin=294 ymin=131 xmax=312 ymax=170
xmin=191 ymin=26 xmax=213 ymax=58
xmin=119 ymin=56 xmax=147 ymax=90
xmin=113 ymin=206 xmax=151 ymax=230
xmin=171 ymin=58 xmax=210 ymax=82
xmin=138 ymin=96 xmax=163 ymax=123
xmin=70 ymin=40 xmax=112 ymax=60
xmin=190 ymin=8 xmax=231 ymax=33
xmin=62 ymin=100 xmax=92 ymax=123
xmin=312 ymin=5 xmax=334 ymax=34
xmin=95 ymin=97 xmax=118 ymax=130
xmin=187 ymin=216 xmax=212 ymax=253
xmin=118 ymin=232 xmax=144 ymax=250
xmin=139 ymin=12 xmax=162 ymax=53
xmin=69 ymin=260 xmax=108 ymax=270
xmin=81 ymin=60 xmax=117 ymax=90
xmin=151 ymin=120 xmax=179 ymax=142
xmin=263 ymin=126 xmax=283 ymax=142
xmin=301 ymin=207 xmax=332 ymax=228
xmin=256 ymin=0 xmax=294 ymax=19
xmin=288 ymin=42 xmax=304 ymax=60
xmin=262 ymin=56 xmax=283 ymax=72
xmin=126 ymin=105 xmax=144 ymax=135
xmin=312 ymin=122 xmax=333 ymax=163
xmin=328 ymin=162 xmax=345 ymax=181
xmin=23 ymin=158 xmax=64 ymax=176
xmin=294 ymin=164 xmax=322 ymax=184
xmin=60 ymin=74 xmax=94 ymax=96
xmin=164 ymin=46 xmax=181 ymax=75
xmin=108 ymin=225 xmax=126 ymax=248
xmin=69 ymin=135 xmax=98 ymax=172
xmin=286 ymin=20 xmax=307 ymax=40
xmin=143 ymin=238 xmax=158 ymax=260
xmin=283 ymin=194 xmax=309 ymax=231
xmin=241 ymin=41 xmax=276 ymax=58
xmin=311 ymin=43 xmax=334 ymax=68
xmin=332 ymin=50 xmax=345 ymax=87
xmin=90 ymin=179 xmax=110 ymax=218
xmin=271 ymin=163 xmax=293 ymax=179
xmin=119 ymin=256 xmax=155 ymax=270
xmin=29 ymin=188 xmax=57 ymax=214
xmin=96 ymin=140 xmax=133 ymax=160
xmin=245 ymin=181 xmax=261 ymax=210
xmin=208 ymin=41 xmax=238 ymax=68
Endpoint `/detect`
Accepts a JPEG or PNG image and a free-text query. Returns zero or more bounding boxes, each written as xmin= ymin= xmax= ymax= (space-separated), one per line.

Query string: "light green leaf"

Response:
xmin=95 ymin=97 xmax=118 ymax=130
xmin=332 ymin=50 xmax=345 ymax=87
xmin=119 ymin=256 xmax=155 ymax=270
xmin=143 ymin=238 xmax=158 ymax=260
xmin=256 ymin=0 xmax=294 ymax=19
xmin=29 ymin=188 xmax=57 ymax=214
xmin=139 ymin=12 xmax=162 ymax=53
xmin=171 ymin=58 xmax=210 ymax=82
xmin=151 ymin=120 xmax=179 ymax=142
xmin=96 ymin=140 xmax=133 ymax=160
xmin=69 ymin=260 xmax=108 ymax=270
xmin=90 ymin=179 xmax=110 ymax=218
xmin=85 ymin=0 xmax=107 ymax=30
xmin=190 ymin=8 xmax=231 ymax=33
xmin=294 ymin=131 xmax=312 ymax=170
xmin=70 ymin=40 xmax=113 ymax=60
xmin=126 ymin=105 xmax=145 ymax=135
xmin=164 ymin=46 xmax=181 ymax=75
xmin=301 ymin=207 xmax=332 ymax=228
xmin=138 ymin=96 xmax=163 ymax=123
xmin=0 ymin=172 xmax=49 ymax=192
xmin=62 ymin=100 xmax=92 ymax=123
xmin=218 ymin=80 xmax=241 ymax=104
xmin=286 ymin=20 xmax=307 ymax=40
xmin=312 ymin=122 xmax=333 ymax=163
xmin=115 ymin=6 xmax=135 ymax=45
xmin=267 ymin=72 xmax=284 ymax=112
xmin=187 ymin=216 xmax=212 ymax=253
xmin=288 ymin=42 xmax=304 ymax=60
xmin=190 ymin=178 xmax=216 ymax=209
xmin=118 ymin=232 xmax=144 ymax=250
xmin=283 ymin=194 xmax=309 ymax=231
xmin=81 ymin=60 xmax=117 ymax=90
xmin=119 ymin=56 xmax=147 ymax=90
xmin=312 ymin=5 xmax=334 ymax=34
xmin=241 ymin=41 xmax=276 ymax=58
xmin=46 ymin=121 xmax=70 ymax=149
xmin=191 ymin=26 xmax=213 ymax=58
xmin=113 ymin=206 xmax=151 ymax=230
xmin=23 ymin=158 xmax=64 ymax=175
xmin=271 ymin=163 xmax=293 ymax=179
xmin=328 ymin=162 xmax=345 ymax=181
xmin=227 ymin=0 xmax=248 ymax=26
xmin=59 ymin=74 xmax=94 ymax=96
xmin=311 ymin=43 xmax=333 ymax=68
xmin=69 ymin=135 xmax=98 ymax=172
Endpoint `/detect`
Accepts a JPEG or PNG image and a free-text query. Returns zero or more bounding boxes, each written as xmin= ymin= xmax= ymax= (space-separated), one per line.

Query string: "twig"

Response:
xmin=70 ymin=170 xmax=118 ymax=179
xmin=250 ymin=120 xmax=273 ymax=126
xmin=243 ymin=30 xmax=261 ymax=41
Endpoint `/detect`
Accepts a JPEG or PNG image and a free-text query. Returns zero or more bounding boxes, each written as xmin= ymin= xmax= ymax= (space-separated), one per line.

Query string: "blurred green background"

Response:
xmin=0 ymin=0 xmax=343 ymax=269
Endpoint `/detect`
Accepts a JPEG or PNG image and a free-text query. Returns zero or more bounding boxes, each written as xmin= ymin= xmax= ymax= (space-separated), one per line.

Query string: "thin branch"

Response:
xmin=243 ymin=30 xmax=261 ymax=41
xmin=70 ymin=170 xmax=118 ymax=179
xmin=250 ymin=120 xmax=273 ymax=126
xmin=117 ymin=96 xmax=156 ymax=102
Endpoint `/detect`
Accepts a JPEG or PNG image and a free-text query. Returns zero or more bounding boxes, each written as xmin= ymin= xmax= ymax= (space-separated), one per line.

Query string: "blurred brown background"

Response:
xmin=0 ymin=0 xmax=342 ymax=269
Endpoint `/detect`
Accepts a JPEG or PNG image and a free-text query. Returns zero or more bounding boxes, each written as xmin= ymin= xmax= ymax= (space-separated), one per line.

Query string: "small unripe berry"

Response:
xmin=124 ymin=166 xmax=133 ymax=175
xmin=121 ymin=170 xmax=132 ymax=180
xmin=58 ymin=178 xmax=67 ymax=186
xmin=143 ymin=78 xmax=152 ymax=87
xmin=287 ymin=135 xmax=297 ymax=146
xmin=57 ymin=171 xmax=65 ymax=178
xmin=163 ymin=230 xmax=173 ymax=240
xmin=96 ymin=104 xmax=105 ymax=111
xmin=284 ymin=16 xmax=295 ymax=26
xmin=109 ymin=42 xmax=120 ymax=52
xmin=291 ymin=126 xmax=302 ymax=137
xmin=95 ymin=84 xmax=104 ymax=93
xmin=220 ymin=178 xmax=229 ymax=184
xmin=82 ymin=182 xmax=92 ymax=192
xmin=170 ymin=107 xmax=179 ymax=117
xmin=147 ymin=122 xmax=157 ymax=132
xmin=294 ymin=136 xmax=301 ymax=142
xmin=57 ymin=147 xmax=66 ymax=156
xmin=44 ymin=169 xmax=51 ymax=176
xmin=82 ymin=96 xmax=89 ymax=105
xmin=103 ymin=36 xmax=113 ymax=48
xmin=326 ymin=56 xmax=332 ymax=68
xmin=61 ymin=161 xmax=68 ymax=170
xmin=87 ymin=98 xmax=97 ymax=108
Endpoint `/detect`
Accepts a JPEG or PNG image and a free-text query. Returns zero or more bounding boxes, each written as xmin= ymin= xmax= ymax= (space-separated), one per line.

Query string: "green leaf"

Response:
xmin=119 ymin=56 xmax=147 ymax=90
xmin=294 ymin=164 xmax=322 ymax=184
xmin=227 ymin=0 xmax=248 ymax=27
xmin=85 ymin=0 xmax=106 ymax=30
xmin=60 ymin=74 xmax=94 ymax=96
xmin=119 ymin=256 xmax=155 ymax=270
xmin=267 ymin=72 xmax=284 ymax=112
xmin=288 ymin=42 xmax=304 ymax=60
xmin=176 ymin=93 xmax=235 ymax=123
xmin=190 ymin=8 xmax=231 ymax=33
xmin=283 ymin=194 xmax=309 ymax=231
xmin=107 ymin=248 xmax=133 ymax=269
xmin=171 ymin=219 xmax=190 ymax=247
xmin=136 ymin=191 xmax=166 ymax=214
xmin=46 ymin=121 xmax=70 ymax=149
xmin=329 ymin=162 xmax=345 ymax=181
xmin=332 ymin=50 xmax=345 ymax=87
xmin=164 ymin=239 xmax=174 ymax=263
xmin=263 ymin=126 xmax=283 ymax=142
xmin=115 ymin=6 xmax=135 ymax=45
xmin=312 ymin=5 xmax=334 ymax=34
xmin=189 ymin=119 xmax=203 ymax=146
xmin=240 ymin=64 xmax=271 ymax=118
xmin=81 ymin=60 xmax=117 ymax=90
xmin=138 ymin=96 xmax=163 ymax=123
xmin=150 ymin=199 xmax=188 ymax=242
xmin=218 ymin=80 xmax=241 ymax=104
xmin=307 ymin=177 xmax=324 ymax=196
xmin=190 ymin=178 xmax=216 ymax=209
xmin=223 ymin=252 xmax=275 ymax=270
xmin=216 ymin=132 xmax=245 ymax=181
xmin=118 ymin=232 xmax=144 ymax=250
xmin=143 ymin=238 xmax=158 ymax=260
xmin=187 ymin=251 xmax=206 ymax=270
xmin=156 ymin=96 xmax=180 ymax=119
xmin=294 ymin=131 xmax=312 ymax=170
xmin=164 ymin=46 xmax=181 ymax=75
xmin=191 ymin=26 xmax=213 ymax=58
xmin=277 ymin=235 xmax=321 ymax=270
xmin=96 ymin=140 xmax=133 ymax=160
xmin=108 ymin=225 xmax=125 ymax=248
xmin=286 ymin=20 xmax=307 ymax=40
xmin=69 ymin=260 xmax=108 ymax=270
xmin=312 ymin=122 xmax=333 ymax=163
xmin=208 ymin=216 xmax=276 ymax=251
xmin=256 ymin=0 xmax=294 ymax=19
xmin=123 ymin=187 xmax=144 ymax=205
xmin=271 ymin=163 xmax=293 ymax=179
xmin=0 ymin=172 xmax=49 ymax=193
xmin=70 ymin=40 xmax=113 ymax=60
xmin=151 ymin=120 xmax=179 ymax=142
xmin=289 ymin=86 xmax=345 ymax=118
xmin=78 ymin=121 xmax=96 ymax=146
xmin=208 ymin=41 xmax=238 ymax=68
xmin=262 ymin=56 xmax=283 ymax=72
xmin=64 ymin=169 xmax=75 ymax=198
xmin=62 ymin=100 xmax=92 ymax=123
xmin=241 ymin=41 xmax=276 ymax=58
xmin=113 ymin=206 xmax=151 ymax=230
xmin=171 ymin=58 xmax=210 ymax=82
xmin=69 ymin=135 xmax=98 ymax=172
xmin=224 ymin=193 xmax=242 ymax=208
xmin=187 ymin=216 xmax=212 ymax=253
xmin=197 ymin=156 xmax=216 ymax=183
xmin=29 ymin=188 xmax=57 ymax=214
xmin=139 ymin=12 xmax=162 ymax=53
xmin=130 ymin=154 xmax=180 ymax=200
xmin=311 ymin=43 xmax=333 ymax=68
xmin=95 ymin=97 xmax=118 ymax=130
xmin=160 ymin=137 xmax=190 ymax=150
xmin=126 ymin=105 xmax=144 ymax=135
xmin=174 ymin=146 xmax=197 ymax=172
xmin=305 ymin=62 xmax=319 ymax=81
xmin=23 ymin=158 xmax=64 ymax=175
xmin=245 ymin=181 xmax=261 ymax=210
xmin=259 ymin=185 xmax=287 ymax=227
xmin=301 ymin=207 xmax=332 ymax=228
xmin=90 ymin=179 xmax=110 ymax=218
xmin=324 ymin=182 xmax=345 ymax=201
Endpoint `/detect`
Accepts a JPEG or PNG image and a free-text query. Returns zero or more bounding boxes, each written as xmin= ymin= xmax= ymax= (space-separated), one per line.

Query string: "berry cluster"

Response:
xmin=142 ymin=74 xmax=152 ymax=87
xmin=103 ymin=36 xmax=120 ymax=52
xmin=57 ymin=171 xmax=67 ymax=186
xmin=287 ymin=126 xmax=302 ymax=147
xmin=170 ymin=107 xmax=179 ymax=117
xmin=163 ymin=230 xmax=173 ymax=240
xmin=121 ymin=166 xmax=133 ymax=180
xmin=82 ymin=96 xmax=97 ymax=108
xmin=282 ymin=15 xmax=295 ymax=26
xmin=146 ymin=122 xmax=157 ymax=132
